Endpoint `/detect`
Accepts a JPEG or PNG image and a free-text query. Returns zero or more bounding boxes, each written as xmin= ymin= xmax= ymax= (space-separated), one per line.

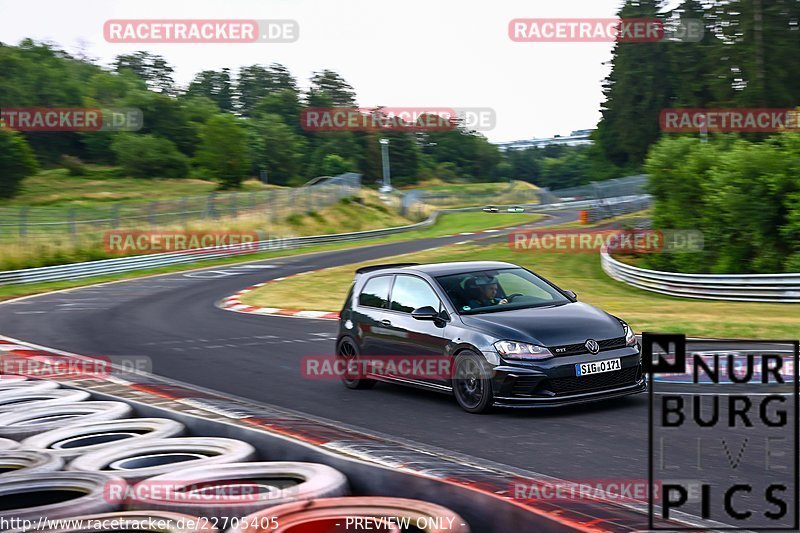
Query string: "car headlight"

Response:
xmin=494 ymin=340 xmax=553 ymax=361
xmin=623 ymin=323 xmax=637 ymax=346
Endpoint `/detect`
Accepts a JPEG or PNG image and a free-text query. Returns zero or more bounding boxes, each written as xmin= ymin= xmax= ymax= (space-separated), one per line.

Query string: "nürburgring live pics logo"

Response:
xmin=644 ymin=333 xmax=799 ymax=530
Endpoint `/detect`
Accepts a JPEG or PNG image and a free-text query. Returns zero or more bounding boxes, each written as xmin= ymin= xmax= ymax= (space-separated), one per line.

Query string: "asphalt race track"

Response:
xmin=1 ymin=209 xmax=796 ymax=528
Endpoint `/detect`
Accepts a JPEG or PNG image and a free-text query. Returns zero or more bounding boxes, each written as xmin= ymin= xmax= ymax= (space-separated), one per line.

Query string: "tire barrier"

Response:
xmin=229 ymin=497 xmax=471 ymax=533
xmin=68 ymin=438 xmax=258 ymax=482
xmin=0 ymin=437 xmax=19 ymax=450
xmin=0 ymin=471 xmax=123 ymax=522
xmin=21 ymin=418 xmax=186 ymax=460
xmin=0 ymin=401 xmax=133 ymax=439
xmin=126 ymin=462 xmax=350 ymax=520
xmin=0 ymin=389 xmax=91 ymax=413
xmin=0 ymin=450 xmax=63 ymax=475
xmin=0 ymin=378 xmax=60 ymax=393
xmin=5 ymin=511 xmax=220 ymax=532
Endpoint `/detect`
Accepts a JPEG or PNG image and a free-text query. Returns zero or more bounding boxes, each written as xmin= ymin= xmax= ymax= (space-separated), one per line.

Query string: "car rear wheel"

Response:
xmin=452 ymin=351 xmax=494 ymax=414
xmin=336 ymin=338 xmax=375 ymax=390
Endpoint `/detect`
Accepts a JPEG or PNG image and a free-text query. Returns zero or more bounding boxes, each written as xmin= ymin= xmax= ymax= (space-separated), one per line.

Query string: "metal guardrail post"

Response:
xmin=68 ymin=209 xmax=77 ymax=243
xmin=18 ymin=207 xmax=28 ymax=238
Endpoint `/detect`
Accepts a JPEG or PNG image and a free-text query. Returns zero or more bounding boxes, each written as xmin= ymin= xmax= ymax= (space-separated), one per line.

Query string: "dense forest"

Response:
xmin=0 ymin=41 xmax=594 ymax=198
xmin=595 ymin=0 xmax=800 ymax=274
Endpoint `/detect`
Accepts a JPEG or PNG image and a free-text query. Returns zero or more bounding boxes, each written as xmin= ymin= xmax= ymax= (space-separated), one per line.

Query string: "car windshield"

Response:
xmin=435 ymin=268 xmax=570 ymax=315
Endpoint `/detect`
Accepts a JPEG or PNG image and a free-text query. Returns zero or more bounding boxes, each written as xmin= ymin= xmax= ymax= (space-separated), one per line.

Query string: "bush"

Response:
xmin=645 ymin=134 xmax=800 ymax=274
xmin=60 ymin=154 xmax=87 ymax=176
xmin=0 ymin=128 xmax=38 ymax=198
xmin=111 ymin=133 xmax=189 ymax=179
xmin=320 ymin=154 xmax=353 ymax=176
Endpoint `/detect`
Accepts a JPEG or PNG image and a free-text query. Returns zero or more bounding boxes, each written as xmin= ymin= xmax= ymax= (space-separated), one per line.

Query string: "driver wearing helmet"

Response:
xmin=466 ymin=275 xmax=508 ymax=308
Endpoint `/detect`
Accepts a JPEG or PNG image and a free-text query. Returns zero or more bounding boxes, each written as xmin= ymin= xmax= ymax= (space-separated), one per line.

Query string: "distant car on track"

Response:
xmin=482 ymin=206 xmax=499 ymax=212
xmin=335 ymin=261 xmax=644 ymax=413
xmin=506 ymin=206 xmax=525 ymax=213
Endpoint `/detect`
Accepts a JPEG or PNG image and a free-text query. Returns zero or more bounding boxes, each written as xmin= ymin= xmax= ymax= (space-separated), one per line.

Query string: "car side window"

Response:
xmin=390 ymin=275 xmax=441 ymax=313
xmin=358 ymin=276 xmax=392 ymax=309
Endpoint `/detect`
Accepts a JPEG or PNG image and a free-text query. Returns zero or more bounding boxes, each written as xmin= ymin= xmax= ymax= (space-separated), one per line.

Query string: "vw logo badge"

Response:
xmin=585 ymin=339 xmax=600 ymax=354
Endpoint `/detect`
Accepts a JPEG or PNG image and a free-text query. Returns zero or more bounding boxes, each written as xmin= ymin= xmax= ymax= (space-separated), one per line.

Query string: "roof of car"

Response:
xmin=384 ymin=261 xmax=519 ymax=276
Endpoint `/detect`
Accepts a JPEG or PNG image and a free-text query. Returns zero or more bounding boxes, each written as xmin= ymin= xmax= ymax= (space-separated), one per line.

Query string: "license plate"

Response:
xmin=575 ymin=358 xmax=621 ymax=376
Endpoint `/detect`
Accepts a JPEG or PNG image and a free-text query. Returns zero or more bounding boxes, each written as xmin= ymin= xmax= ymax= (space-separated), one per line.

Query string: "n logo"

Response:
xmin=642 ymin=332 xmax=686 ymax=374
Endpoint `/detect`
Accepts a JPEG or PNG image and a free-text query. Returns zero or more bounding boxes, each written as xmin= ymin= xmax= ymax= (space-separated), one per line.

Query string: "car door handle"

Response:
xmin=380 ymin=319 xmax=392 ymax=327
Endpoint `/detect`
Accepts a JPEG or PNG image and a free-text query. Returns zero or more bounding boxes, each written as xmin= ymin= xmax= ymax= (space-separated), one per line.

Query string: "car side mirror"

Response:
xmin=564 ymin=290 xmax=577 ymax=299
xmin=411 ymin=306 xmax=439 ymax=320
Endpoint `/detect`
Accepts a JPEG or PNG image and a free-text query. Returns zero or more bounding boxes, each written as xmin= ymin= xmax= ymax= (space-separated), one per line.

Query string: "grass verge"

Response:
xmin=241 ymin=240 xmax=799 ymax=339
xmin=0 ymin=211 xmax=542 ymax=302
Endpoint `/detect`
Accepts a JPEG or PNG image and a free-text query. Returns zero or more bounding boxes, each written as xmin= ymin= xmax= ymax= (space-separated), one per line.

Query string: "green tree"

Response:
xmin=248 ymin=113 xmax=307 ymax=185
xmin=195 ymin=114 xmax=250 ymax=189
xmin=120 ymin=89 xmax=199 ymax=156
xmin=308 ymin=70 xmax=357 ymax=107
xmin=253 ymin=89 xmax=302 ymax=131
xmin=113 ymin=52 xmax=175 ymax=95
xmin=0 ymin=128 xmax=38 ymax=198
xmin=596 ymin=0 xmax=672 ymax=168
xmin=237 ymin=63 xmax=298 ymax=116
xmin=186 ymin=69 xmax=234 ymax=112
xmin=111 ymin=134 xmax=189 ymax=179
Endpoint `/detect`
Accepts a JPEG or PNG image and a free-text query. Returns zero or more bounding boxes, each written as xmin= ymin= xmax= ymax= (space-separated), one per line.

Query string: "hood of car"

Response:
xmin=459 ymin=301 xmax=624 ymax=347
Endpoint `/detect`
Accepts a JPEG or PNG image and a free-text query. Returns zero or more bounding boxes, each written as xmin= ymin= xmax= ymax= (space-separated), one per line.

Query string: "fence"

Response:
xmin=405 ymin=181 xmax=544 ymax=208
xmin=0 ymin=173 xmax=361 ymax=244
xmin=0 ymin=195 xmax=657 ymax=286
xmin=0 ymin=211 xmax=439 ymax=285
xmin=545 ymin=174 xmax=649 ymax=202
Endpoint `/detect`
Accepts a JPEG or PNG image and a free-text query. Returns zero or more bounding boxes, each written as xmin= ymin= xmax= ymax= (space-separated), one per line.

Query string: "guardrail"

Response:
xmin=0 ymin=196 xmax=651 ymax=286
xmin=601 ymin=251 xmax=800 ymax=303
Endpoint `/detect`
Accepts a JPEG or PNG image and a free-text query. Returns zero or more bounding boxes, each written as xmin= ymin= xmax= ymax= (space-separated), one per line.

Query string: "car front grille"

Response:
xmin=550 ymin=336 xmax=627 ymax=357
xmin=543 ymin=366 xmax=641 ymax=395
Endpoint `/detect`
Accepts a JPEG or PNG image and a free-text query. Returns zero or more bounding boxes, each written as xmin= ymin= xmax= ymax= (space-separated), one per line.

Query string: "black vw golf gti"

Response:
xmin=335 ymin=261 xmax=645 ymax=413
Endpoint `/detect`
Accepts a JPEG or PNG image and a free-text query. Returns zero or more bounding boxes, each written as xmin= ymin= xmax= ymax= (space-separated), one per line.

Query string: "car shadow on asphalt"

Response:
xmin=372 ymin=381 xmax=649 ymax=417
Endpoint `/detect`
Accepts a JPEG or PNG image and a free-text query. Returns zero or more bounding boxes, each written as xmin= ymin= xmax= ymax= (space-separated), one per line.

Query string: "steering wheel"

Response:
xmin=506 ymin=293 xmax=524 ymax=302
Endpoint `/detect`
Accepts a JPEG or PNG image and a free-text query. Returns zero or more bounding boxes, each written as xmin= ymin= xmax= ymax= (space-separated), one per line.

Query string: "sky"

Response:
xmin=0 ymin=0 xmax=684 ymax=142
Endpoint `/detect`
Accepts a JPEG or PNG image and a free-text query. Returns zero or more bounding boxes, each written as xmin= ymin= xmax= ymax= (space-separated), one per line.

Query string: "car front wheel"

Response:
xmin=452 ymin=351 xmax=494 ymax=414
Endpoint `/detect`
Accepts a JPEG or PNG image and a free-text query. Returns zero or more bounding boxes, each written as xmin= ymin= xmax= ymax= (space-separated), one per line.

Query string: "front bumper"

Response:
xmin=492 ymin=377 xmax=646 ymax=408
xmin=487 ymin=346 xmax=645 ymax=408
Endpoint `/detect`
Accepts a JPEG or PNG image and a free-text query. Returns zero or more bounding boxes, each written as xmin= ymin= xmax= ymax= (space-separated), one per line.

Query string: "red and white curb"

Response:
xmin=217 ymin=268 xmax=341 ymax=320
xmin=216 ymin=226 xmax=520 ymax=321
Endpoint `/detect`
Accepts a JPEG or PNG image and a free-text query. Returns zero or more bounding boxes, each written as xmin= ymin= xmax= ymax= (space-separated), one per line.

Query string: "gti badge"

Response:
xmin=585 ymin=339 xmax=600 ymax=354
